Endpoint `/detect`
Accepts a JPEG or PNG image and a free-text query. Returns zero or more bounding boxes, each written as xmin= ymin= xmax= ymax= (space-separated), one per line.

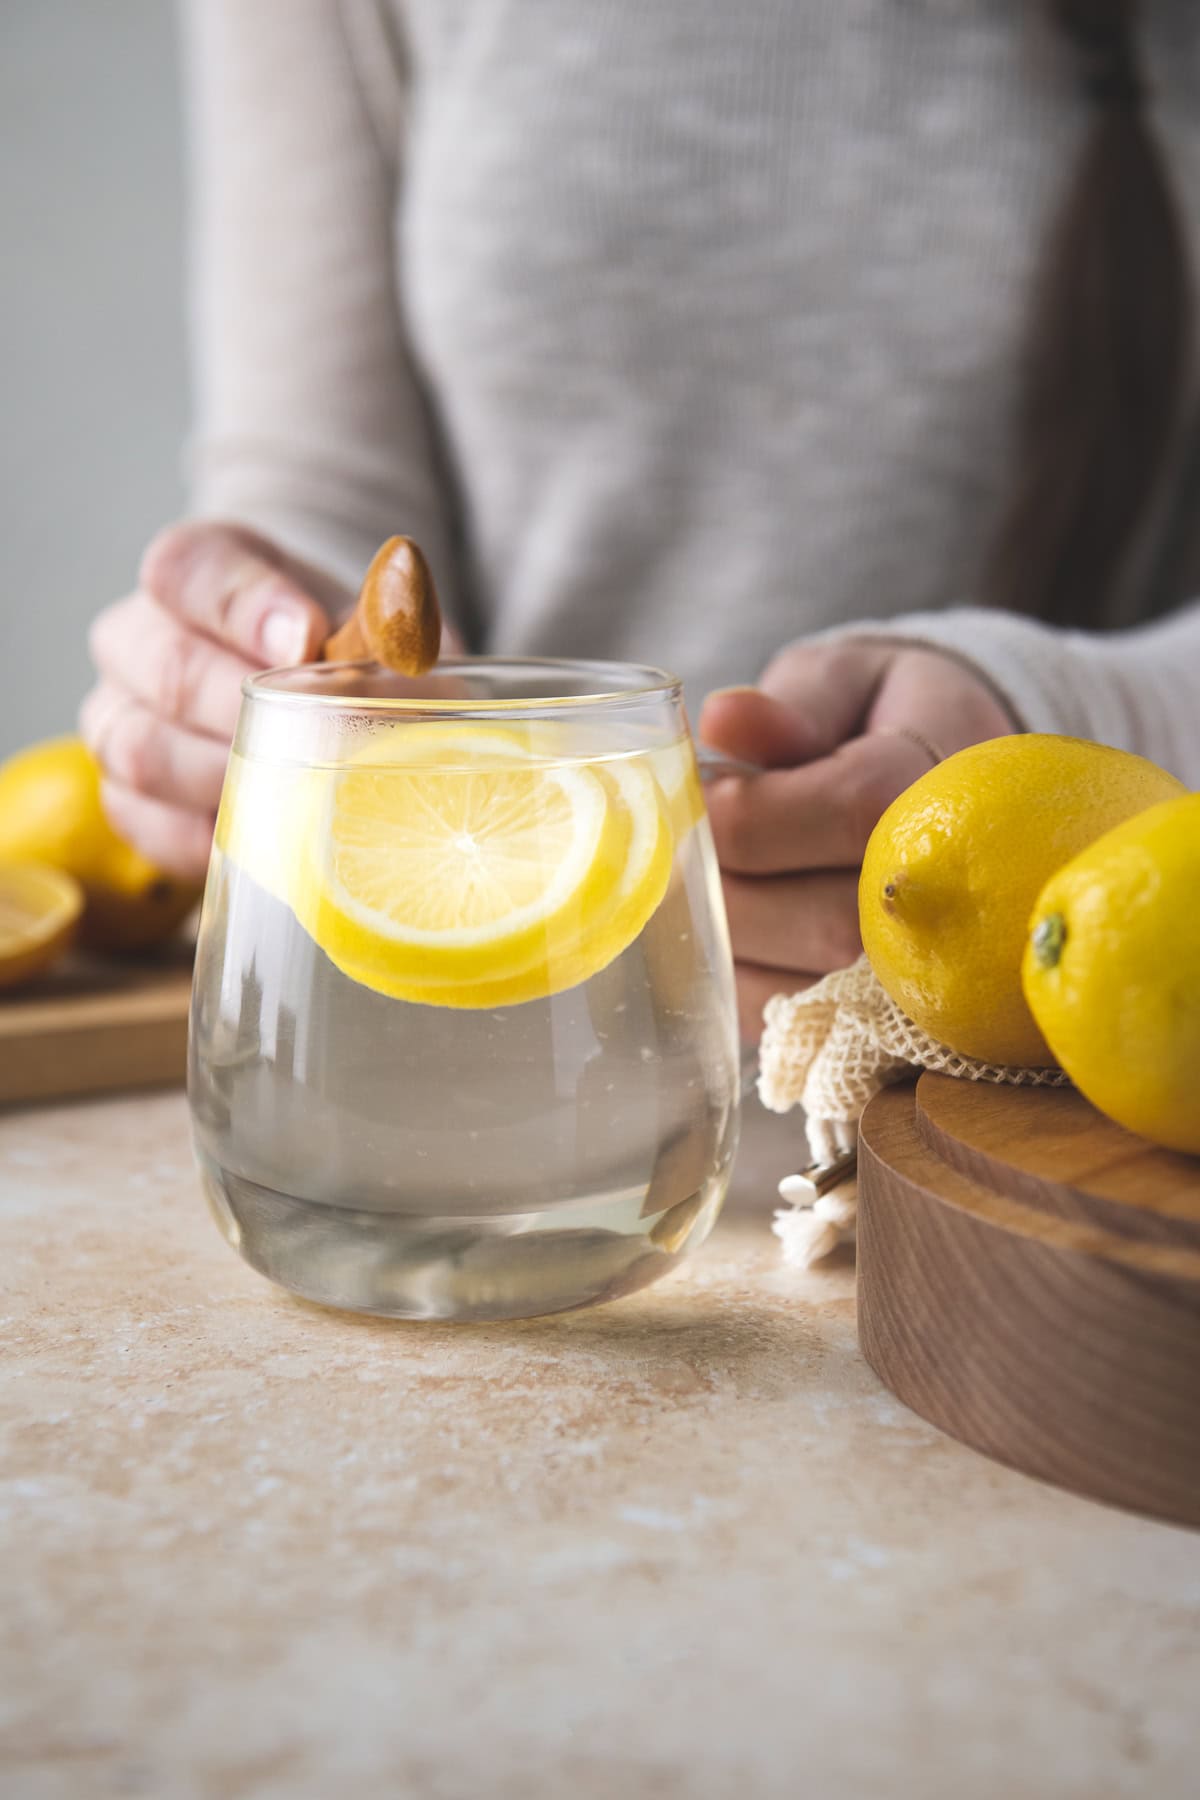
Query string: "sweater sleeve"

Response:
xmin=824 ymin=602 xmax=1200 ymax=787
xmin=181 ymin=0 xmax=461 ymax=621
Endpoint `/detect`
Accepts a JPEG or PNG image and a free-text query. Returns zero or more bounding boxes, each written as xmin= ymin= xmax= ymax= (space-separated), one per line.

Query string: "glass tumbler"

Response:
xmin=189 ymin=658 xmax=741 ymax=1320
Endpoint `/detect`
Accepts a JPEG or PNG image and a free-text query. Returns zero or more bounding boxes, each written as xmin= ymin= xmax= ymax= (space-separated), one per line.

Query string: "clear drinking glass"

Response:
xmin=188 ymin=658 xmax=741 ymax=1320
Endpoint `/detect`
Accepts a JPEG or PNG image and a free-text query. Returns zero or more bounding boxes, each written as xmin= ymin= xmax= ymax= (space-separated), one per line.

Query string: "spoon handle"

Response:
xmin=696 ymin=747 xmax=763 ymax=784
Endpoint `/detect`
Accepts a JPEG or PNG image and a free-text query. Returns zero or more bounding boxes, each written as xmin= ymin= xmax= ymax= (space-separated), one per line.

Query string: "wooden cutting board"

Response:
xmin=857 ymin=1073 xmax=1200 ymax=1530
xmin=0 ymin=946 xmax=193 ymax=1108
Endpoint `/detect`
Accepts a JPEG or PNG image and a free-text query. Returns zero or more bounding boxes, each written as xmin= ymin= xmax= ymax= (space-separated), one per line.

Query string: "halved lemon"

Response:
xmin=0 ymin=862 xmax=84 ymax=990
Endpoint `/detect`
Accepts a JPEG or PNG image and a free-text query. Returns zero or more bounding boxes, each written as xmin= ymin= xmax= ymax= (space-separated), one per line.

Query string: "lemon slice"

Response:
xmin=648 ymin=737 xmax=706 ymax=840
xmin=309 ymin=741 xmax=671 ymax=1006
xmin=332 ymin=757 xmax=673 ymax=1007
xmin=218 ymin=723 xmax=676 ymax=1008
xmin=0 ymin=862 xmax=84 ymax=990
xmin=215 ymin=753 xmax=320 ymax=907
xmin=307 ymin=752 xmax=621 ymax=992
xmin=215 ymin=726 xmax=547 ymax=919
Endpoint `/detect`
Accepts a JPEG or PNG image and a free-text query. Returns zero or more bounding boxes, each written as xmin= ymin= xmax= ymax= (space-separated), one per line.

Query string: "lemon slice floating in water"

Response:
xmin=298 ymin=726 xmax=672 ymax=1007
xmin=648 ymin=738 xmax=706 ymax=840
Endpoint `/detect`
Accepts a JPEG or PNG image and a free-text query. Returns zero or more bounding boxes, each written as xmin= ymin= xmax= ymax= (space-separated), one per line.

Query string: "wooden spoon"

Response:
xmin=322 ymin=536 xmax=442 ymax=675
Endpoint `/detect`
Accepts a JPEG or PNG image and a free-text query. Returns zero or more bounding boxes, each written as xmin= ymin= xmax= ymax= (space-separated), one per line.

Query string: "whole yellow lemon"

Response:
xmin=858 ymin=734 xmax=1185 ymax=1067
xmin=1023 ymin=793 xmax=1200 ymax=1155
xmin=0 ymin=737 xmax=201 ymax=951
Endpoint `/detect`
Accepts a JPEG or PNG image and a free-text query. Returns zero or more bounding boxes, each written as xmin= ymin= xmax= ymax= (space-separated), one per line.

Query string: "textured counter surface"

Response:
xmin=2 ymin=1092 xmax=1198 ymax=1800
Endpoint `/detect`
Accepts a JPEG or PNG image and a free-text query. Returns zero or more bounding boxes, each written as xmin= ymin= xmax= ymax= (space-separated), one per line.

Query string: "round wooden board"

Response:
xmin=857 ymin=1074 xmax=1200 ymax=1530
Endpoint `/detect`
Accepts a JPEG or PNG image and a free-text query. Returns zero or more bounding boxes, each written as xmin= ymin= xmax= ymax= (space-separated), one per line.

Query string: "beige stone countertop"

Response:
xmin=2 ymin=1091 xmax=1198 ymax=1800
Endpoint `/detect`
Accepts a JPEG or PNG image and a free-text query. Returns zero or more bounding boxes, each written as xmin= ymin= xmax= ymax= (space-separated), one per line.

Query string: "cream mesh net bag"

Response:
xmin=757 ymin=954 xmax=1069 ymax=1268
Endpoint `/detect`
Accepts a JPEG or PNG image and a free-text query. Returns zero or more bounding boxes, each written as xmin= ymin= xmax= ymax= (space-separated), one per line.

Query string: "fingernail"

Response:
xmin=260 ymin=608 xmax=310 ymax=666
xmin=705 ymin=685 xmax=760 ymax=701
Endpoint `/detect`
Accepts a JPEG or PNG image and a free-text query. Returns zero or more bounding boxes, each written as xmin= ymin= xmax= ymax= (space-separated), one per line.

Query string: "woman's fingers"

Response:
xmin=757 ymin=641 xmax=892 ymax=749
xmin=89 ymin=592 xmax=257 ymax=741
xmin=698 ymin=642 xmax=891 ymax=772
xmin=866 ymin=647 xmax=1017 ymax=746
xmin=723 ymin=868 xmax=862 ymax=974
xmin=699 ymin=687 xmax=827 ymax=770
xmin=706 ymin=730 xmax=933 ymax=875
xmin=98 ymin=779 xmax=216 ymax=882
xmin=81 ymin=519 xmax=353 ymax=870
xmin=735 ymin=964 xmax=817 ymax=1046
xmin=140 ymin=520 xmax=336 ymax=663
xmin=704 ymin=644 xmax=1022 ymax=1052
xmin=79 ymin=681 xmax=231 ymax=813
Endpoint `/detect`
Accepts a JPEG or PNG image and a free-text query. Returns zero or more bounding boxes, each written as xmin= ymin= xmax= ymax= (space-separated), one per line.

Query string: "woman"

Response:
xmin=82 ymin=0 xmax=1200 ymax=1038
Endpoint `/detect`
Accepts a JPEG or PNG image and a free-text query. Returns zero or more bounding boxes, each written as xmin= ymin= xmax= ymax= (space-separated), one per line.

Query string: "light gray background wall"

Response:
xmin=1 ymin=1 xmax=189 ymax=760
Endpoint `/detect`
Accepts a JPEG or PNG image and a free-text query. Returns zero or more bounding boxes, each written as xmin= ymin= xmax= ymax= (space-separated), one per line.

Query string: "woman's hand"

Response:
xmin=698 ymin=640 xmax=1016 ymax=1042
xmin=81 ymin=522 xmax=349 ymax=878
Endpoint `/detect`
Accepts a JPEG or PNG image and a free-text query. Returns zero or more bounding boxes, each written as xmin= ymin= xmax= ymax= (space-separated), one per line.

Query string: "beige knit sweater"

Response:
xmin=183 ymin=0 xmax=1200 ymax=781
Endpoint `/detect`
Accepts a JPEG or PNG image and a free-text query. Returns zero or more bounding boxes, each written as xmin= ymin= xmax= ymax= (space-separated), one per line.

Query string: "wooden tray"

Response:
xmin=857 ymin=1074 xmax=1200 ymax=1530
xmin=0 ymin=946 xmax=193 ymax=1108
